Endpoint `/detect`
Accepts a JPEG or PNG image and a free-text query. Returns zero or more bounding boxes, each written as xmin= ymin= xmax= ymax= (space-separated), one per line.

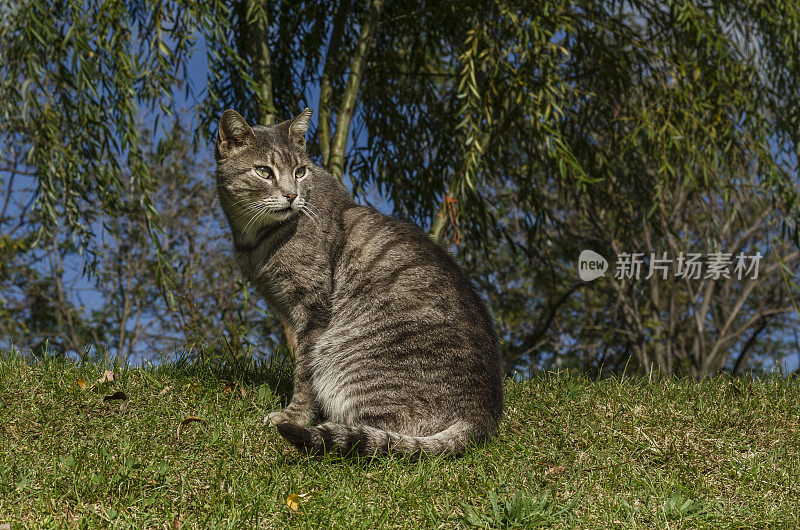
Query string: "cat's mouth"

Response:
xmin=270 ymin=206 xmax=298 ymax=216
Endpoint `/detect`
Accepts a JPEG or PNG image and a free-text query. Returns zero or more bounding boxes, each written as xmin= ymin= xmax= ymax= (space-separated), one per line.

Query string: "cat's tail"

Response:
xmin=275 ymin=420 xmax=484 ymax=459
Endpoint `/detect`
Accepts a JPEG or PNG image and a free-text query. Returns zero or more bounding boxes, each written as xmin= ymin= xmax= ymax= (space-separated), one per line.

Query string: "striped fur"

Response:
xmin=215 ymin=109 xmax=504 ymax=458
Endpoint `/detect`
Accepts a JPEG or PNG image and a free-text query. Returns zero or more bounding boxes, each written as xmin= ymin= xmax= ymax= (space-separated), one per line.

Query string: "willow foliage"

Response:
xmin=1 ymin=0 xmax=798 ymax=371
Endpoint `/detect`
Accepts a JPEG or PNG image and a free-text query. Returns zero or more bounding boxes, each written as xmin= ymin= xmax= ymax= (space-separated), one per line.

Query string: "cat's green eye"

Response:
xmin=254 ymin=166 xmax=274 ymax=179
xmin=294 ymin=166 xmax=306 ymax=179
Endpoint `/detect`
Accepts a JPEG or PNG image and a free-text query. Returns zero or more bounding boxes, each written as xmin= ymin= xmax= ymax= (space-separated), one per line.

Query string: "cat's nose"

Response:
xmin=285 ymin=193 xmax=298 ymax=203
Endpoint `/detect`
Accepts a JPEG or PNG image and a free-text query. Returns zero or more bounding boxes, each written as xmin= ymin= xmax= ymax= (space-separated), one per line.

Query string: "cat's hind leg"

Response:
xmin=265 ymin=327 xmax=320 ymax=426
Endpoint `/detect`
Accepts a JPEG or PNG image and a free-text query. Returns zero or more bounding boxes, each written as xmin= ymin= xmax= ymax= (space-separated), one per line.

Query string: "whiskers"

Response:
xmin=240 ymin=202 xmax=271 ymax=238
xmin=296 ymin=199 xmax=321 ymax=228
xmin=230 ymin=202 xmax=263 ymax=227
xmin=228 ymin=196 xmax=279 ymax=239
xmin=226 ymin=194 xmax=322 ymax=235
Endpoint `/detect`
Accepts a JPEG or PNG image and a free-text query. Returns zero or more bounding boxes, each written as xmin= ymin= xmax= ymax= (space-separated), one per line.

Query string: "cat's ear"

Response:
xmin=216 ymin=109 xmax=254 ymax=160
xmin=288 ymin=108 xmax=313 ymax=148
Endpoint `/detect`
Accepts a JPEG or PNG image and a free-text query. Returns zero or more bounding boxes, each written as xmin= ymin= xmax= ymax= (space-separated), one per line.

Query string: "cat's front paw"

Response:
xmin=264 ymin=409 xmax=309 ymax=426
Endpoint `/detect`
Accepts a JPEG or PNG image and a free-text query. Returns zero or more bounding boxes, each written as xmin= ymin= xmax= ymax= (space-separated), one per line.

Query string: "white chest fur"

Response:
xmin=309 ymin=330 xmax=356 ymax=424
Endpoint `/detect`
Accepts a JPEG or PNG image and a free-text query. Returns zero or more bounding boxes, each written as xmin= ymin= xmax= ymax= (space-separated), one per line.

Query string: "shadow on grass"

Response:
xmin=275 ymin=450 xmax=439 ymax=469
xmin=161 ymin=352 xmax=297 ymax=405
xmin=3 ymin=346 xmax=298 ymax=406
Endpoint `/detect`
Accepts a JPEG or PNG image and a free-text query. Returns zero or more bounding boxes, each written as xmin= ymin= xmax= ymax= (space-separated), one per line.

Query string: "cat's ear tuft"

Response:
xmin=216 ymin=109 xmax=254 ymax=160
xmin=288 ymin=108 xmax=313 ymax=148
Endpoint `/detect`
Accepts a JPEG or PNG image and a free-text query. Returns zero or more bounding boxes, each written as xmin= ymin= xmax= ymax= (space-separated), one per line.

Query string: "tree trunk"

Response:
xmin=243 ymin=0 xmax=276 ymax=125
xmin=318 ymin=0 xmax=351 ymax=167
xmin=327 ymin=0 xmax=385 ymax=181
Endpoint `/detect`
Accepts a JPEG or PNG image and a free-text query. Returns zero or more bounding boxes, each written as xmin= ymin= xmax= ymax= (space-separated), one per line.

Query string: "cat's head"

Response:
xmin=215 ymin=108 xmax=314 ymax=240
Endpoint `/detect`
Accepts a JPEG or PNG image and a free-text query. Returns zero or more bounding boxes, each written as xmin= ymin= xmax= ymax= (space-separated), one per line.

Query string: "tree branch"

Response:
xmin=318 ymin=0 xmax=351 ymax=167
xmin=243 ymin=0 xmax=276 ymax=125
xmin=1 ymin=169 xmax=15 ymax=224
xmin=328 ymin=0 xmax=384 ymax=181
xmin=515 ymin=282 xmax=584 ymax=361
xmin=731 ymin=319 xmax=767 ymax=375
xmin=0 ymin=166 xmax=37 ymax=177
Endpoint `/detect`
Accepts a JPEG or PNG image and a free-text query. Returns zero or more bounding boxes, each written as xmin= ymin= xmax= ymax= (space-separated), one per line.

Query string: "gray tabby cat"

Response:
xmin=214 ymin=108 xmax=503 ymax=458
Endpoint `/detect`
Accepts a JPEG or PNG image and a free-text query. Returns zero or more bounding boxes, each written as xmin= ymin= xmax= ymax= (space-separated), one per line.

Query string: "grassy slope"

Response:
xmin=0 ymin=353 xmax=798 ymax=529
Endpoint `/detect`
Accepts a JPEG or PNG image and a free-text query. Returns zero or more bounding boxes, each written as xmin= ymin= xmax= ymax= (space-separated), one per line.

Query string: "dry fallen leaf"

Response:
xmin=172 ymin=513 xmax=183 ymax=530
xmin=0 ymin=522 xmax=11 ymax=530
xmin=102 ymin=391 xmax=129 ymax=412
xmin=177 ymin=416 xmax=208 ymax=441
xmin=97 ymin=370 xmax=114 ymax=384
xmin=76 ymin=378 xmax=91 ymax=390
xmin=221 ymin=382 xmax=247 ymax=398
xmin=103 ymin=391 xmax=128 ymax=402
xmin=159 ymin=386 xmax=171 ymax=396
xmin=286 ymin=494 xmax=300 ymax=512
xmin=544 ymin=465 xmax=567 ymax=477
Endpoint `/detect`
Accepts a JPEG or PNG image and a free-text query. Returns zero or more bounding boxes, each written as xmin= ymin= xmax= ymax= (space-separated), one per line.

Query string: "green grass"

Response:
xmin=1 ymin=351 xmax=799 ymax=528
